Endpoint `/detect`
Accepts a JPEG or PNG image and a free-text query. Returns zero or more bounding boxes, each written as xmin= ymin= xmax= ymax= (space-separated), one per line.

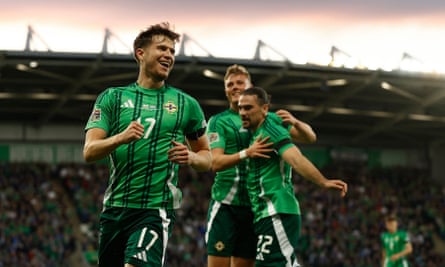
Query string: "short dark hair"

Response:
xmin=133 ymin=22 xmax=180 ymax=61
xmin=241 ymin=87 xmax=270 ymax=106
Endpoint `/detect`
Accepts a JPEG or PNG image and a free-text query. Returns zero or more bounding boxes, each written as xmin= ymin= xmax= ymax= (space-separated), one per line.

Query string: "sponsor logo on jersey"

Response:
xmin=163 ymin=101 xmax=177 ymax=114
xmin=90 ymin=108 xmax=101 ymax=122
xmin=141 ymin=104 xmax=158 ymax=111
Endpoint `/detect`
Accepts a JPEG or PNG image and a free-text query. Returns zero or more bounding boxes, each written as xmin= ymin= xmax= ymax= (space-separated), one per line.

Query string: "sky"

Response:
xmin=2 ymin=0 xmax=445 ymax=72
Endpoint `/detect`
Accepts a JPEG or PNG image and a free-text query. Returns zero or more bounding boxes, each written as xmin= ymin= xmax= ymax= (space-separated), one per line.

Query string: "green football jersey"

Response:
xmin=207 ymin=111 xmax=288 ymax=206
xmin=85 ymin=83 xmax=207 ymax=210
xmin=206 ymin=109 xmax=251 ymax=206
xmin=246 ymin=114 xmax=300 ymax=223
xmin=381 ymin=230 xmax=410 ymax=267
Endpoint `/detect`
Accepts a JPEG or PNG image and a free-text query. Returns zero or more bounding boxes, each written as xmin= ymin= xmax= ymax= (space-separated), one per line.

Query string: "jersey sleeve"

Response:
xmin=84 ymin=88 xmax=114 ymax=134
xmin=184 ymin=96 xmax=207 ymax=140
xmin=403 ymin=231 xmax=411 ymax=243
xmin=261 ymin=116 xmax=294 ymax=156
xmin=269 ymin=111 xmax=292 ymax=131
xmin=206 ymin=116 xmax=226 ymax=149
xmin=266 ymin=116 xmax=294 ymax=155
xmin=275 ymin=138 xmax=294 ymax=155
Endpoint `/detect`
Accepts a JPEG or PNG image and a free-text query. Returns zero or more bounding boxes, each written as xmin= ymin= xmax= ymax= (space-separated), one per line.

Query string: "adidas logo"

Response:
xmin=133 ymin=251 xmax=148 ymax=262
xmin=120 ymin=99 xmax=134 ymax=108
xmin=256 ymin=253 xmax=264 ymax=261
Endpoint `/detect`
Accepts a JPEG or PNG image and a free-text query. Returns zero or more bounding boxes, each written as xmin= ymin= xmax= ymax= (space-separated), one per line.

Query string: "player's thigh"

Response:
xmin=254 ymin=213 xmax=301 ymax=267
xmin=208 ymin=255 xmax=231 ymax=267
xmin=231 ymin=256 xmax=255 ymax=267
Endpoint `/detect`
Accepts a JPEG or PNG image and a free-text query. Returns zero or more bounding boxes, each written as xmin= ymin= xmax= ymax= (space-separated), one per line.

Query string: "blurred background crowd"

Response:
xmin=0 ymin=161 xmax=444 ymax=267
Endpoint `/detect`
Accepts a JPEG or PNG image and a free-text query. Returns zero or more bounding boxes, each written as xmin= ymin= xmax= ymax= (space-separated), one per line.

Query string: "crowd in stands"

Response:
xmin=0 ymin=163 xmax=76 ymax=267
xmin=1 ymin=161 xmax=444 ymax=266
xmin=295 ymin=163 xmax=445 ymax=267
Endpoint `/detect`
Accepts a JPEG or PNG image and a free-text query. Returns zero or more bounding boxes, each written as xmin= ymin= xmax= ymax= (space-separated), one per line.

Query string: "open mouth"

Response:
xmin=159 ymin=61 xmax=170 ymax=69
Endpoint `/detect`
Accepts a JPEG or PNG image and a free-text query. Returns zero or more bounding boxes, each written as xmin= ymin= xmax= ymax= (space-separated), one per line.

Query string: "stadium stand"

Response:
xmin=2 ymin=161 xmax=443 ymax=266
xmin=0 ymin=163 xmax=77 ymax=266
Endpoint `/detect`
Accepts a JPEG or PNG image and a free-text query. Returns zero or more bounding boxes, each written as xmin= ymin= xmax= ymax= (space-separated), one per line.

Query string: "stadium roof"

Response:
xmin=1 ymin=49 xmax=445 ymax=149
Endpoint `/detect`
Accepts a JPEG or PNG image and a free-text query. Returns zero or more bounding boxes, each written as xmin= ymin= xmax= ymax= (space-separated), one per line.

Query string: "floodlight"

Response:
xmin=202 ymin=69 xmax=223 ymax=80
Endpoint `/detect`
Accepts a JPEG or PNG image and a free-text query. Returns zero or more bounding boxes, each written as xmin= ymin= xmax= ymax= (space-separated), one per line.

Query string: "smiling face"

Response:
xmin=136 ymin=34 xmax=175 ymax=85
xmin=224 ymin=73 xmax=251 ymax=111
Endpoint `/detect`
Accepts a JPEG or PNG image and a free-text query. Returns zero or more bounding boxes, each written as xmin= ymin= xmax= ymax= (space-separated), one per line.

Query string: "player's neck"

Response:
xmin=137 ymin=75 xmax=164 ymax=90
xmin=230 ymin=103 xmax=239 ymax=112
xmin=251 ymin=118 xmax=265 ymax=132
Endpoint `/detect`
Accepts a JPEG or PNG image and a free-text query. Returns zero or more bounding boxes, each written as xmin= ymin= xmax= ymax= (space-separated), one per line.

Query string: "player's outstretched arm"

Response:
xmin=281 ymin=145 xmax=347 ymax=197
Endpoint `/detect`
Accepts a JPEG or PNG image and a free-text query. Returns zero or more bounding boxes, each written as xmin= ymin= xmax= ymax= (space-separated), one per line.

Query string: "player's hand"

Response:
xmin=246 ymin=136 xmax=274 ymax=158
xmin=168 ymin=140 xmax=192 ymax=165
xmin=275 ymin=109 xmax=298 ymax=126
xmin=118 ymin=120 xmax=144 ymax=144
xmin=323 ymin=179 xmax=348 ymax=197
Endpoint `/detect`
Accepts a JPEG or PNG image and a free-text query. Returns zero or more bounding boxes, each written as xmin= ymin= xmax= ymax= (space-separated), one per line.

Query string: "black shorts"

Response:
xmin=254 ymin=213 xmax=301 ymax=267
xmin=98 ymin=207 xmax=175 ymax=267
xmin=205 ymin=200 xmax=256 ymax=259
